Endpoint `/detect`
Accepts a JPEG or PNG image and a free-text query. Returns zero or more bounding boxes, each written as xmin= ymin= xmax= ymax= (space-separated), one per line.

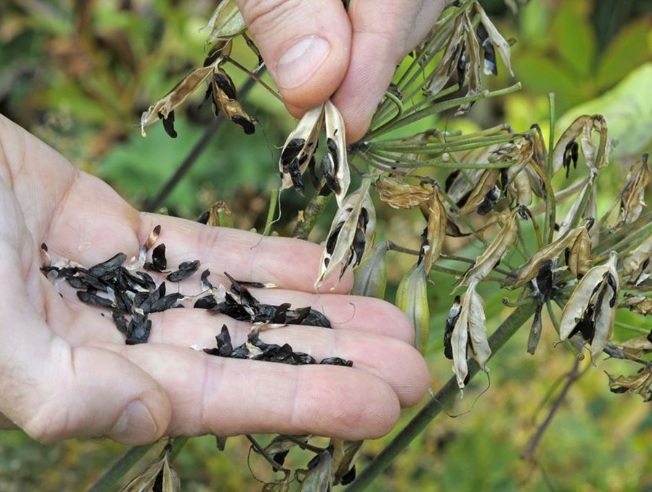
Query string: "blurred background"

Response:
xmin=1 ymin=0 xmax=651 ymax=490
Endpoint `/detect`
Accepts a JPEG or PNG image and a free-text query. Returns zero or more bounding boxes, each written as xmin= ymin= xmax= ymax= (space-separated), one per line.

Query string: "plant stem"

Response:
xmin=292 ymin=193 xmax=332 ymax=239
xmin=345 ymin=301 xmax=536 ymax=492
xmin=88 ymin=443 xmax=156 ymax=492
xmin=263 ymin=188 xmax=279 ymax=236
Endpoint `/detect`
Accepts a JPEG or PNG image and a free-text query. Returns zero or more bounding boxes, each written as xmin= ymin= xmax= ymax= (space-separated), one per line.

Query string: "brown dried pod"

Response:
xmin=118 ymin=443 xmax=180 ymax=492
xmin=422 ymin=186 xmax=448 ymax=275
xmin=623 ymin=234 xmax=652 ymax=284
xmin=322 ymin=100 xmax=351 ymax=206
xmin=206 ymin=68 xmax=255 ymax=134
xmin=620 ymin=293 xmax=652 ymax=315
xmin=200 ymin=0 xmax=247 ymax=43
xmin=374 ymin=176 xmax=433 ymax=210
xmin=559 ymin=251 xmax=619 ymax=359
xmin=459 ymin=168 xmax=500 ymax=215
xmin=617 ymin=153 xmax=650 ymax=227
xmin=551 ymin=115 xmax=609 ymax=175
xmin=608 ymin=368 xmax=652 ymax=402
xmin=475 ymin=2 xmax=515 ymax=77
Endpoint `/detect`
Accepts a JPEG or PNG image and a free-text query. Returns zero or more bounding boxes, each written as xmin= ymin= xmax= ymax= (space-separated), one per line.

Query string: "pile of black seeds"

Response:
xmin=41 ymin=226 xmax=351 ymax=367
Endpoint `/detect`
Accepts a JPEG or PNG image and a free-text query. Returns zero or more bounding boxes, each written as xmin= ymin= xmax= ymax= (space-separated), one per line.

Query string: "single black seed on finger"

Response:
xmin=167 ymin=260 xmax=201 ymax=282
xmin=320 ymin=357 xmax=353 ymax=367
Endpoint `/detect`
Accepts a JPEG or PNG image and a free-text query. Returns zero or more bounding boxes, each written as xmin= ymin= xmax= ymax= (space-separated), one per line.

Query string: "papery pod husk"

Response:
xmin=555 ymin=174 xmax=596 ymax=238
xmin=140 ymin=65 xmax=216 ymax=136
xmin=467 ymin=283 xmax=491 ymax=371
xmin=551 ymin=115 xmax=609 ymax=175
xmin=119 ymin=447 xmax=180 ymax=492
xmin=315 ymin=182 xmax=375 ymax=289
xmin=279 ymin=104 xmax=324 ymax=193
xmin=201 ymin=0 xmax=247 ymax=43
xmin=475 ymin=2 xmax=515 ymax=77
xmin=423 ymin=13 xmax=466 ymax=96
xmin=507 ymin=165 xmax=533 ymax=208
xmin=514 ymin=224 xmax=590 ymax=288
xmin=374 ymin=176 xmax=433 ymax=209
xmin=198 ymin=200 xmax=234 ymax=227
xmin=207 ymin=68 xmax=255 ymax=134
xmin=454 ymin=11 xmax=483 ymax=116
xmin=617 ymin=153 xmax=650 ymax=227
xmin=323 ymin=100 xmax=351 ymax=206
xmin=261 ymin=434 xmax=310 ymax=460
xmin=422 ymin=187 xmax=448 ymax=275
xmin=608 ymin=368 xmax=652 ymax=401
xmin=618 ymin=335 xmax=652 ymax=358
xmin=331 ymin=439 xmax=363 ymax=486
xmin=350 ymin=241 xmax=388 ymax=298
xmin=299 ymin=450 xmax=333 ymax=492
xmin=395 ymin=260 xmax=430 ymax=355
xmin=566 ymin=227 xmax=593 ymax=277
xmin=559 ymin=251 xmax=619 ymax=359
xmin=623 ymin=233 xmax=652 ymax=284
xmin=620 ymin=293 xmax=652 ymax=315
xmin=457 ymin=207 xmax=521 ymax=288
xmin=459 ymin=168 xmax=500 ymax=215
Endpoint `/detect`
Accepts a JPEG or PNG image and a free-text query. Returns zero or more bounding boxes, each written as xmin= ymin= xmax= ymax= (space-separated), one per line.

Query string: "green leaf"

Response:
xmin=595 ymin=17 xmax=652 ymax=90
xmin=549 ymin=2 xmax=596 ymax=79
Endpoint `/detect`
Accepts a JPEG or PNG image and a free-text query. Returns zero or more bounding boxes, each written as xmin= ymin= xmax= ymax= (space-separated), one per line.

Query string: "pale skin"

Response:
xmin=0 ymin=0 xmax=445 ymax=444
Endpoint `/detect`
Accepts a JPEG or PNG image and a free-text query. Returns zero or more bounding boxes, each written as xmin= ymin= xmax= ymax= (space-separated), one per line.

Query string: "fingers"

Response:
xmin=333 ymin=0 xmax=446 ymax=142
xmin=235 ymin=0 xmax=351 ymax=113
xmin=113 ymin=343 xmax=423 ymax=439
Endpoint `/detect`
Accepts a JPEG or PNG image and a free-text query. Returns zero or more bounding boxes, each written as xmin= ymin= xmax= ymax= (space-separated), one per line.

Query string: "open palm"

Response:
xmin=0 ymin=115 xmax=428 ymax=445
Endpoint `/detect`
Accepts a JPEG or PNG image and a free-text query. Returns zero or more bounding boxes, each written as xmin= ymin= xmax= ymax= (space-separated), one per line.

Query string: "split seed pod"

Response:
xmin=623 ymin=233 xmax=652 ymax=284
xmin=421 ymin=187 xmax=448 ymax=275
xmin=617 ymin=153 xmax=650 ymax=227
xmin=395 ymin=260 xmax=430 ymax=355
xmin=279 ymin=104 xmax=324 ymax=195
xmin=559 ymin=251 xmax=619 ymax=359
xmin=322 ymin=100 xmax=351 ymax=206
xmin=316 ymin=184 xmax=375 ymax=289
xmin=205 ymin=68 xmax=255 ymax=134
xmin=458 ymin=207 xmax=521 ymax=288
xmin=552 ymin=115 xmax=609 ymax=175
xmin=449 ymin=282 xmax=491 ymax=389
xmin=374 ymin=176 xmax=433 ymax=209
xmin=475 ymin=3 xmax=515 ymax=77
xmin=119 ymin=444 xmax=180 ymax=492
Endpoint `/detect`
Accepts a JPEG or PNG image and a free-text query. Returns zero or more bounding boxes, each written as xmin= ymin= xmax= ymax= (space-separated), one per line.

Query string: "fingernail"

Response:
xmin=276 ymin=36 xmax=331 ymax=89
xmin=110 ymin=400 xmax=158 ymax=444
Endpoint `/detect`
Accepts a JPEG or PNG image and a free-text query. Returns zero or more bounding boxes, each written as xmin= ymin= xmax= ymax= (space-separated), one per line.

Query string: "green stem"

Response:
xmin=88 ymin=443 xmax=156 ymax=492
xmin=263 ymin=188 xmax=279 ymax=236
xmin=345 ymin=301 xmax=536 ymax=492
xmin=544 ymin=93 xmax=556 ymax=243
xmin=292 ymin=193 xmax=332 ymax=239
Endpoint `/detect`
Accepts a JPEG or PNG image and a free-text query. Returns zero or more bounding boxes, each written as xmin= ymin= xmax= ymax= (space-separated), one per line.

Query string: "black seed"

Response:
xmin=151 ymin=244 xmax=167 ymax=272
xmin=341 ymin=466 xmax=356 ymax=485
xmin=197 ymin=210 xmax=210 ymax=224
xmin=231 ymin=115 xmax=255 ymax=135
xmin=89 ymin=253 xmax=127 ymax=279
xmin=477 ymin=186 xmax=500 ymax=215
xmin=167 ymin=260 xmax=201 ymax=282
xmin=77 ymin=290 xmax=114 ymax=308
xmin=280 ymin=138 xmax=306 ymax=170
xmin=214 ymin=72 xmax=237 ymax=100
xmin=126 ymin=313 xmax=151 ymax=344
xmin=159 ymin=110 xmax=178 ymax=138
xmin=112 ymin=310 xmax=129 ymax=334
xmin=195 ymin=295 xmax=218 ymax=309
xmin=320 ymin=357 xmax=353 ymax=367
xmin=326 ymin=137 xmax=339 ymax=174
xmin=41 ymin=243 xmax=48 ymax=252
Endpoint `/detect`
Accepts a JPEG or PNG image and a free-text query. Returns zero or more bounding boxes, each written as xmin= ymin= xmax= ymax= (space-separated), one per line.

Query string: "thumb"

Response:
xmin=236 ymin=0 xmax=352 ymax=113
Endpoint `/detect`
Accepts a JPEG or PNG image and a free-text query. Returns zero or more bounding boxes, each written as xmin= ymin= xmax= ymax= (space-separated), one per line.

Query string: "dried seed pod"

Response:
xmin=140 ymin=65 xmax=216 ymax=136
xmin=459 ymin=169 xmax=500 ymax=215
xmin=475 ymin=2 xmax=515 ymax=76
xmin=421 ymin=187 xmax=448 ymax=275
xmin=617 ymin=153 xmax=650 ymax=227
xmin=618 ymin=336 xmax=652 ymax=358
xmin=559 ymin=251 xmax=619 ymax=359
xmin=623 ymin=234 xmax=652 ymax=284
xmin=279 ymin=104 xmax=324 ymax=194
xmin=118 ymin=443 xmax=180 ymax=492
xmin=607 ymin=368 xmax=652 ymax=402
xmin=552 ymin=115 xmax=609 ymax=175
xmin=444 ymin=296 xmax=462 ymax=360
xmin=374 ymin=176 xmax=433 ymax=209
xmin=424 ymin=14 xmax=466 ymax=96
xmin=476 ymin=22 xmax=497 ymax=75
xmin=395 ymin=260 xmax=430 ymax=355
xmin=200 ymin=0 xmax=247 ymax=42
xmin=197 ymin=201 xmax=234 ymax=228
xmin=331 ymin=439 xmax=363 ymax=486
xmin=299 ymin=450 xmax=333 ymax=492
xmin=449 ymin=282 xmax=490 ymax=389
xmin=507 ymin=165 xmax=533 ymax=208
xmin=566 ymin=227 xmax=593 ymax=277
xmin=350 ymin=241 xmax=388 ymax=298
xmin=620 ymin=293 xmax=652 ymax=315
xmin=458 ymin=207 xmax=521 ymax=288
xmin=205 ymin=68 xmax=255 ymax=134
xmin=315 ymin=184 xmax=375 ymax=289
xmin=322 ymin=100 xmax=351 ymax=206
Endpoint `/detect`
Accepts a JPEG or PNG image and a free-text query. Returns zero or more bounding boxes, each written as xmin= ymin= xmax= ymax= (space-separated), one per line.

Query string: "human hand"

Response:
xmin=0 ymin=114 xmax=429 ymax=445
xmin=235 ymin=0 xmax=446 ymax=142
